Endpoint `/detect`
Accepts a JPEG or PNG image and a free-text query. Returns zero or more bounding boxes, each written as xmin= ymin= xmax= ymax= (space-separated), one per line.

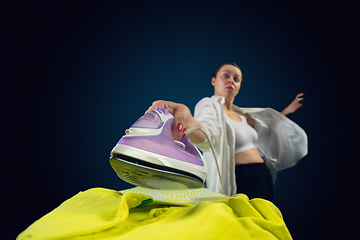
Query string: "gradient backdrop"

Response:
xmin=3 ymin=1 xmax=358 ymax=239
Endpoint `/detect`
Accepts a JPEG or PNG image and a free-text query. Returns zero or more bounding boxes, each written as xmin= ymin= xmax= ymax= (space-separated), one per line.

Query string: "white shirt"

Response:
xmin=193 ymin=96 xmax=308 ymax=196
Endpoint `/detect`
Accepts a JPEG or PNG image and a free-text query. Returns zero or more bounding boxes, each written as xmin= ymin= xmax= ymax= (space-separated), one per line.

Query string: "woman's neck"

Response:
xmin=214 ymin=94 xmax=234 ymax=111
xmin=224 ymin=98 xmax=234 ymax=111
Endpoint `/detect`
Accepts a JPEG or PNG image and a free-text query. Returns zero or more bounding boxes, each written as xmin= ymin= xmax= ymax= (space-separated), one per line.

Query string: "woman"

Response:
xmin=146 ymin=62 xmax=307 ymax=201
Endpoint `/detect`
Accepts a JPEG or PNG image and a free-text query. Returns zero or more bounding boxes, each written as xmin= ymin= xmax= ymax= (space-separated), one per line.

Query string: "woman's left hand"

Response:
xmin=281 ymin=93 xmax=304 ymax=115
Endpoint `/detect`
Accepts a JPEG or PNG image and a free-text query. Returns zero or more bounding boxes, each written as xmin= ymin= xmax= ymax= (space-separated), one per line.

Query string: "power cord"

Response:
xmin=185 ymin=125 xmax=224 ymax=195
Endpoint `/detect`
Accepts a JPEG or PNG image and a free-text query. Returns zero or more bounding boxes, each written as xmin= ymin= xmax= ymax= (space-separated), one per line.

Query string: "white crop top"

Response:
xmin=226 ymin=114 xmax=258 ymax=154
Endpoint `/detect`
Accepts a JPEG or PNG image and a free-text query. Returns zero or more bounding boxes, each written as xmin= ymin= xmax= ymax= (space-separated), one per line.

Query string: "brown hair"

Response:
xmin=211 ymin=62 xmax=242 ymax=80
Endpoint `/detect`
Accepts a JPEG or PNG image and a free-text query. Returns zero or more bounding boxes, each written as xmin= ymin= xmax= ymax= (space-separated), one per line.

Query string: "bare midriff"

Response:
xmin=234 ymin=148 xmax=264 ymax=165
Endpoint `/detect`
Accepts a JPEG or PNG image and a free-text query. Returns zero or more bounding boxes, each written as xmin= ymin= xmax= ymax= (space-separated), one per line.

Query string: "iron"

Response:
xmin=110 ymin=107 xmax=207 ymax=190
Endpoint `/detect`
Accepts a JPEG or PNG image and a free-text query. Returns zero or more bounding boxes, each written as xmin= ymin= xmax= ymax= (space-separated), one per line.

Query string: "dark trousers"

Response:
xmin=235 ymin=162 xmax=273 ymax=201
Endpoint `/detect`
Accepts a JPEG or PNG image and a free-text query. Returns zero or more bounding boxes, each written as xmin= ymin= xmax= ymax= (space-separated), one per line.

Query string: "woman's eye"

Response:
xmin=223 ymin=74 xmax=229 ymax=78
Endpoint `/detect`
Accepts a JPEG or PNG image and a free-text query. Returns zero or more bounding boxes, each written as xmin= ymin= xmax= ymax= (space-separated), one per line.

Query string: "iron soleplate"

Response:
xmin=110 ymin=153 xmax=204 ymax=190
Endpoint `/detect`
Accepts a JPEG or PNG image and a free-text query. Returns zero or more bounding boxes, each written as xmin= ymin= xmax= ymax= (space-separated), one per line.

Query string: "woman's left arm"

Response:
xmin=281 ymin=93 xmax=304 ymax=116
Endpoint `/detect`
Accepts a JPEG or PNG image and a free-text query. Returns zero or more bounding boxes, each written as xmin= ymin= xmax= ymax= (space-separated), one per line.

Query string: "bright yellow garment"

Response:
xmin=17 ymin=187 xmax=292 ymax=240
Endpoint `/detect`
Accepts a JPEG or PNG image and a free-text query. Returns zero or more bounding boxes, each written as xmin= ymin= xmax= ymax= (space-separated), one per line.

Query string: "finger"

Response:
xmin=163 ymin=102 xmax=177 ymax=115
xmin=182 ymin=127 xmax=187 ymax=138
xmin=176 ymin=122 xmax=185 ymax=131
xmin=145 ymin=106 xmax=157 ymax=113
xmin=171 ymin=122 xmax=185 ymax=140
xmin=145 ymin=100 xmax=169 ymax=113
xmin=295 ymin=93 xmax=304 ymax=100
xmin=298 ymin=98 xmax=304 ymax=102
xmin=297 ymin=93 xmax=304 ymax=97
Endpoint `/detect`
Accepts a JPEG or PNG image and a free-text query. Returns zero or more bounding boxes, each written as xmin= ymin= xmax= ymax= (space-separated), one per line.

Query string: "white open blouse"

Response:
xmin=193 ymin=95 xmax=308 ymax=196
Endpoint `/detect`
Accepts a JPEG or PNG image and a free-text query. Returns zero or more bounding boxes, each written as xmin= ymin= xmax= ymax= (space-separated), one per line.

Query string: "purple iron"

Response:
xmin=110 ymin=107 xmax=207 ymax=190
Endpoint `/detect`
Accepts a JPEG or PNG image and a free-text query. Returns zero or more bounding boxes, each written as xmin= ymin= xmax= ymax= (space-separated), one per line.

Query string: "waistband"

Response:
xmin=235 ymin=162 xmax=266 ymax=170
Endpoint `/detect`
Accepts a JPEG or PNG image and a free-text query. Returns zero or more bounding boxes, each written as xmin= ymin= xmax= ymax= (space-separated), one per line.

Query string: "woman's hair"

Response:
xmin=211 ymin=62 xmax=242 ymax=79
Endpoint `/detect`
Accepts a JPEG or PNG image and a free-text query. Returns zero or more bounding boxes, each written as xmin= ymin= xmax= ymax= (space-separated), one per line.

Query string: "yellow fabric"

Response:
xmin=17 ymin=187 xmax=292 ymax=240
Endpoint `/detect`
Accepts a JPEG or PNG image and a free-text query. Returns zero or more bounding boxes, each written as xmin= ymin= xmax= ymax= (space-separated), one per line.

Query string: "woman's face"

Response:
xmin=212 ymin=65 xmax=242 ymax=100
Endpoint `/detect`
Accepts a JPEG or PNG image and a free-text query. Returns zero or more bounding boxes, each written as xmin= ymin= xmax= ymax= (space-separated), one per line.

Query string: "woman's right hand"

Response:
xmin=146 ymin=100 xmax=192 ymax=140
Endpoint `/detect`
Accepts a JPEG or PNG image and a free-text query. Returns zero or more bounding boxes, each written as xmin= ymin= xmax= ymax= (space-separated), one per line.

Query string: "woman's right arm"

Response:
xmin=146 ymin=100 xmax=207 ymax=143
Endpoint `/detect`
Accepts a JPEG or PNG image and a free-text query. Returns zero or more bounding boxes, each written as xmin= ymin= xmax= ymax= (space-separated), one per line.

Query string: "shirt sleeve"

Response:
xmin=193 ymin=98 xmax=222 ymax=152
xmin=246 ymin=108 xmax=308 ymax=171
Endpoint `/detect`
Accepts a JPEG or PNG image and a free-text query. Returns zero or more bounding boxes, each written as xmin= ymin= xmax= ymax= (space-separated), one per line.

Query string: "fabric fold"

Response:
xmin=17 ymin=187 xmax=292 ymax=240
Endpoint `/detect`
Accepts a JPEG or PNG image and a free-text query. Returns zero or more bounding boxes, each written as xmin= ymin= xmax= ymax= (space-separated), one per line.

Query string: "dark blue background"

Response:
xmin=3 ymin=1 xmax=358 ymax=238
